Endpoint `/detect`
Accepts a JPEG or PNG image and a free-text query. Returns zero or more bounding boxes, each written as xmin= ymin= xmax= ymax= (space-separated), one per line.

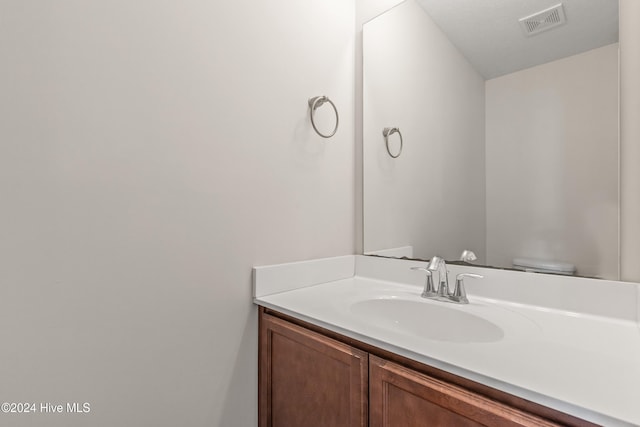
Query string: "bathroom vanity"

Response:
xmin=260 ymin=308 xmax=587 ymax=426
xmin=254 ymin=255 xmax=640 ymax=427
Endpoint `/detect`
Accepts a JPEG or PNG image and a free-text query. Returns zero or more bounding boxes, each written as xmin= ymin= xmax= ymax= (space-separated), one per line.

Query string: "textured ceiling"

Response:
xmin=415 ymin=0 xmax=619 ymax=79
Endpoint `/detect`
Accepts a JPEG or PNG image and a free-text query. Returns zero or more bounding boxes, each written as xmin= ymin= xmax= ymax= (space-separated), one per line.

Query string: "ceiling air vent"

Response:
xmin=519 ymin=3 xmax=566 ymax=36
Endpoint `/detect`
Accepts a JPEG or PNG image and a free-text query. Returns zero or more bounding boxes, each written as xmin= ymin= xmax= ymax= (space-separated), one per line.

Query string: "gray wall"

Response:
xmin=0 ymin=1 xmax=355 ymax=425
xmin=620 ymin=0 xmax=640 ymax=282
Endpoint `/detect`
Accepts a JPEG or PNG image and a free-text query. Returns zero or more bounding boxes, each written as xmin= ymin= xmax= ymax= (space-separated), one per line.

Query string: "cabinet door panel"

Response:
xmin=259 ymin=312 xmax=368 ymax=427
xmin=370 ymin=355 xmax=559 ymax=427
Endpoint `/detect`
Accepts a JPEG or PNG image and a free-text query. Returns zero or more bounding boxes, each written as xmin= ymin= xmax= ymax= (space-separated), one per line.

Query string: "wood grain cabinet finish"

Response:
xmin=259 ymin=312 xmax=368 ymax=427
xmin=369 ymin=355 xmax=560 ymax=427
xmin=259 ymin=308 xmax=597 ymax=427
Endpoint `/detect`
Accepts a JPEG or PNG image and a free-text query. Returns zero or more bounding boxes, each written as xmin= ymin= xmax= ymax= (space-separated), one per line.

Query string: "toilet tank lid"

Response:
xmin=512 ymin=258 xmax=576 ymax=273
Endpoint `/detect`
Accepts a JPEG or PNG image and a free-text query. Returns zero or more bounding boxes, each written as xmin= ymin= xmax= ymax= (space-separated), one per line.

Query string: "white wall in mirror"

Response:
xmin=357 ymin=0 xmax=405 ymax=25
xmin=363 ymin=0 xmax=486 ymax=263
xmin=486 ymin=44 xmax=619 ymax=279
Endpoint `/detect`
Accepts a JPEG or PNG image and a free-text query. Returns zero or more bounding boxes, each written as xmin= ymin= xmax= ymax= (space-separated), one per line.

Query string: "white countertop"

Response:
xmin=254 ymin=255 xmax=640 ymax=426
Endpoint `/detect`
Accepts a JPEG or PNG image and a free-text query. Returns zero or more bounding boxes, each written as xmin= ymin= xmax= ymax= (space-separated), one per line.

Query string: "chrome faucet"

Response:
xmin=411 ymin=255 xmax=483 ymax=304
xmin=427 ymin=256 xmax=450 ymax=298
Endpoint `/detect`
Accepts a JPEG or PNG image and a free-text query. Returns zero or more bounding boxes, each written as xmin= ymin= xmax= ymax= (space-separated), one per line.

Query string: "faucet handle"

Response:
xmin=451 ymin=273 xmax=483 ymax=304
xmin=460 ymin=250 xmax=477 ymax=262
xmin=456 ymin=273 xmax=483 ymax=280
xmin=410 ymin=267 xmax=437 ymax=298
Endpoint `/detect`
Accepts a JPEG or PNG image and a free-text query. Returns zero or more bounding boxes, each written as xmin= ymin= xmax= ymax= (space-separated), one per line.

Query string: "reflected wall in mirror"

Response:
xmin=363 ymin=0 xmax=619 ymax=279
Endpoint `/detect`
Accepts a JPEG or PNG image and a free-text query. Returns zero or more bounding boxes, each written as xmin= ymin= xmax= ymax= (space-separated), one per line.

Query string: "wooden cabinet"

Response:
xmin=259 ymin=308 xmax=596 ymax=427
xmin=259 ymin=311 xmax=368 ymax=427
xmin=369 ymin=355 xmax=557 ymax=427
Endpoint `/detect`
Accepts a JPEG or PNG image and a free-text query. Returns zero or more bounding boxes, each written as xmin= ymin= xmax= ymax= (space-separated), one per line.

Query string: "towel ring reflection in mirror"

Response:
xmin=383 ymin=127 xmax=403 ymax=158
xmin=308 ymin=96 xmax=339 ymax=138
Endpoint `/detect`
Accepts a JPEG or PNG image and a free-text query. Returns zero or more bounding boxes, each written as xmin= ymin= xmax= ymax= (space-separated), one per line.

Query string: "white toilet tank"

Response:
xmin=512 ymin=258 xmax=576 ymax=275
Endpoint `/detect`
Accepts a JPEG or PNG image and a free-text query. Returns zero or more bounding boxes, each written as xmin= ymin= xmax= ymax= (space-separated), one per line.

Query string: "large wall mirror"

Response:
xmin=363 ymin=0 xmax=620 ymax=279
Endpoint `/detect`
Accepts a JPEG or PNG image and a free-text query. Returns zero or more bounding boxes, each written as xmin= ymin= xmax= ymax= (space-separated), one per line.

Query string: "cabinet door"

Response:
xmin=259 ymin=311 xmax=368 ymax=427
xmin=369 ymin=355 xmax=559 ymax=427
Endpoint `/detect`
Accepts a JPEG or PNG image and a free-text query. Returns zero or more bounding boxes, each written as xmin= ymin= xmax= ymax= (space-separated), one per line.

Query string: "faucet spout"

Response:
xmin=427 ymin=256 xmax=449 ymax=297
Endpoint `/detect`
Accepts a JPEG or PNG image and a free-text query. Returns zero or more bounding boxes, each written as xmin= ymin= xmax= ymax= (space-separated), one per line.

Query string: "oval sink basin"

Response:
xmin=350 ymin=299 xmax=504 ymax=343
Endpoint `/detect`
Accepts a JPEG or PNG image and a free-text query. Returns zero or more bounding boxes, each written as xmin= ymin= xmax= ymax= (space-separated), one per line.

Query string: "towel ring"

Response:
xmin=383 ymin=127 xmax=403 ymax=158
xmin=308 ymin=96 xmax=339 ymax=138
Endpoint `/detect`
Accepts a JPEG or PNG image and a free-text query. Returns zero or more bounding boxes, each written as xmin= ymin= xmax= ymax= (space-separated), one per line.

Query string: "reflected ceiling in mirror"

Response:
xmin=363 ymin=0 xmax=619 ymax=280
xmin=417 ymin=0 xmax=618 ymax=79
